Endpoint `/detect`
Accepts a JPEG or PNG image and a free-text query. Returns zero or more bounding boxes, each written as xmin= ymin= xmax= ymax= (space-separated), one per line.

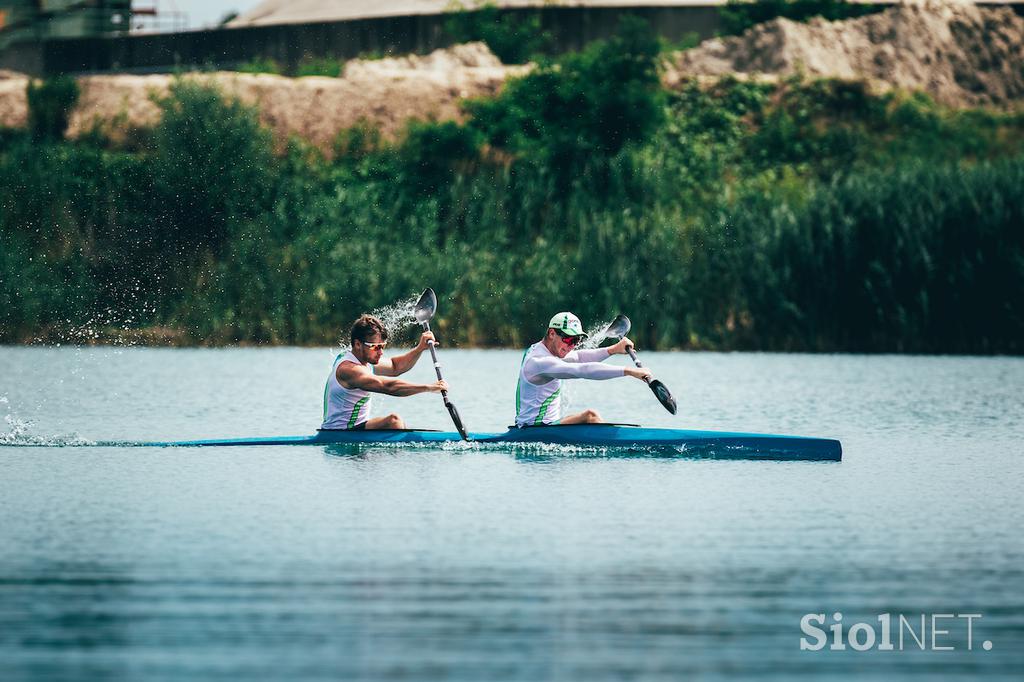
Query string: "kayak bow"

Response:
xmin=142 ymin=424 xmax=841 ymax=461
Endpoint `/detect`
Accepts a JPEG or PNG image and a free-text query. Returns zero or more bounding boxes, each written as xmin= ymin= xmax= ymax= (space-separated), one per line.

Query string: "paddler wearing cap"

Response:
xmin=515 ymin=312 xmax=652 ymax=427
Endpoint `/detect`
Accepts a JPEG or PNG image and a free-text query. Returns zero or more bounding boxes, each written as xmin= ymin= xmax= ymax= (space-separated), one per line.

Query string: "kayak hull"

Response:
xmin=144 ymin=424 xmax=841 ymax=461
xmin=483 ymin=424 xmax=841 ymax=461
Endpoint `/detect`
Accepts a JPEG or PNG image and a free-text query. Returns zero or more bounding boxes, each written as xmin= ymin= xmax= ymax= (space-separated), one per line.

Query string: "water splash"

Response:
xmin=371 ymin=295 xmax=421 ymax=339
xmin=336 ymin=295 xmax=420 ymax=352
xmin=0 ymin=395 xmax=31 ymax=444
xmin=30 ymin=301 xmax=159 ymax=349
xmin=0 ymin=411 xmax=93 ymax=447
xmin=489 ymin=441 xmax=616 ymax=459
xmin=321 ymin=438 xmax=698 ymax=460
xmin=578 ymin=317 xmax=619 ymax=350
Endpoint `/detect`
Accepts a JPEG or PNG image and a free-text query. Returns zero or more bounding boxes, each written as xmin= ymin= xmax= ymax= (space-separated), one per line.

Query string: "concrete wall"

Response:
xmin=0 ymin=5 xmax=724 ymax=75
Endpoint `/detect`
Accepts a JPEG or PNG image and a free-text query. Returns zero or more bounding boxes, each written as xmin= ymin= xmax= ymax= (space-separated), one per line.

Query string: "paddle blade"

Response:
xmin=414 ymin=288 xmax=437 ymax=324
xmin=446 ymin=400 xmax=469 ymax=440
xmin=649 ymin=379 xmax=677 ymax=415
xmin=604 ymin=314 xmax=631 ymax=343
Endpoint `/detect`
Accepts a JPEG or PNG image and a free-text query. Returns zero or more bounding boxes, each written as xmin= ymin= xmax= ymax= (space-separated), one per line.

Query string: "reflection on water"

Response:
xmin=1 ymin=348 xmax=1023 ymax=680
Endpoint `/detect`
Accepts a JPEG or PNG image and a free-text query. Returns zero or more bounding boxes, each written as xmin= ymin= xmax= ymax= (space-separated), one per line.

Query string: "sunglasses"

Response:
xmin=360 ymin=340 xmax=387 ymax=350
xmin=555 ymin=330 xmax=580 ymax=346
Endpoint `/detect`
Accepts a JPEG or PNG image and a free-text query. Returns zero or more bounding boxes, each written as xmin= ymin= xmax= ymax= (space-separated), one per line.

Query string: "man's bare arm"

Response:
xmin=376 ymin=331 xmax=435 ymax=377
xmin=338 ymin=363 xmax=445 ymax=396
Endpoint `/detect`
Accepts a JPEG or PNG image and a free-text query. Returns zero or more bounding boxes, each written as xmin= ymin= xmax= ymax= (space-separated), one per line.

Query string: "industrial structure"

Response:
xmin=227 ymin=0 xmax=721 ymax=27
xmin=0 ymin=1 xmax=131 ymax=50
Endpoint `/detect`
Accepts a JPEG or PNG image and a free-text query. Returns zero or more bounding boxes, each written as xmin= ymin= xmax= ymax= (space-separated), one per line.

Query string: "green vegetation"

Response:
xmin=2 ymin=21 xmax=1023 ymax=352
xmin=444 ymin=1 xmax=553 ymax=64
xmin=466 ymin=16 xmax=664 ymax=184
xmin=26 ymin=75 xmax=80 ymax=141
xmin=236 ymin=57 xmax=282 ymax=75
xmin=236 ymin=53 xmax=379 ymax=77
xmin=719 ymin=0 xmax=883 ymax=37
xmin=149 ymin=81 xmax=275 ymax=253
xmin=295 ymin=56 xmax=345 ymax=78
xmin=661 ymin=32 xmax=702 ymax=53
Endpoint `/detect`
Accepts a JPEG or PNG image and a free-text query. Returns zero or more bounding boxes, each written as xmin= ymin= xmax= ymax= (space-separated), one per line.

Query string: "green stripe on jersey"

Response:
xmin=515 ymin=346 xmax=530 ymax=419
xmin=534 ymin=388 xmax=560 ymax=425
xmin=348 ymin=396 xmax=369 ymax=428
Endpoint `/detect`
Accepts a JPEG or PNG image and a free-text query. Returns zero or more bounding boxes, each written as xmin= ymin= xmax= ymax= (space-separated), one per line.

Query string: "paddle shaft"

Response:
xmin=420 ymin=321 xmax=469 ymax=439
xmin=422 ymin=324 xmax=448 ymax=391
xmin=626 ymin=347 xmax=650 ymax=384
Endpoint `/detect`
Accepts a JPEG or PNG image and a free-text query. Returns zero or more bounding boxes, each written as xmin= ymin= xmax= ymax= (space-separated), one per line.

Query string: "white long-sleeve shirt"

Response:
xmin=515 ymin=342 xmax=624 ymax=426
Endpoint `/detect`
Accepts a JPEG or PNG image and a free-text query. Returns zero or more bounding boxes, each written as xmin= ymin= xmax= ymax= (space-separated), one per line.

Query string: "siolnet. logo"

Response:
xmin=800 ymin=612 xmax=992 ymax=652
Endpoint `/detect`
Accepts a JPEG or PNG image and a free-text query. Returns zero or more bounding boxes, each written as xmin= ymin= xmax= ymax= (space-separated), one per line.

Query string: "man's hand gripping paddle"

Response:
xmin=604 ymin=314 xmax=678 ymax=415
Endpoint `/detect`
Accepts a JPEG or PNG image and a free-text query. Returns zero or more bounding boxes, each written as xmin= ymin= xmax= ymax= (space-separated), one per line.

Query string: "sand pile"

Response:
xmin=0 ymin=42 xmax=525 ymax=148
xmin=0 ymin=70 xmax=29 ymax=129
xmin=343 ymin=41 xmax=506 ymax=76
xmin=668 ymin=1 xmax=1024 ymax=108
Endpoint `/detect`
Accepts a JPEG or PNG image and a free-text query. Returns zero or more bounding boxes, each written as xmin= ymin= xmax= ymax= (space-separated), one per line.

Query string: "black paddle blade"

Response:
xmin=414 ymin=288 xmax=437 ymax=324
xmin=446 ymin=401 xmax=469 ymax=440
xmin=649 ymin=379 xmax=678 ymax=415
xmin=604 ymin=314 xmax=631 ymax=343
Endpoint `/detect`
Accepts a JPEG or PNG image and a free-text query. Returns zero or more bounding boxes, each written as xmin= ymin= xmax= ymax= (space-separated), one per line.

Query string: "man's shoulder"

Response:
xmin=337 ymin=359 xmax=369 ymax=374
xmin=524 ymin=346 xmax=557 ymax=360
xmin=526 ymin=341 xmax=556 ymax=358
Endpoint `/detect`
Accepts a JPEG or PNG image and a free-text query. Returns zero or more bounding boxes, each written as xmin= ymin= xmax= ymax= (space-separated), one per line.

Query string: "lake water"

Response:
xmin=1 ymin=347 xmax=1022 ymax=680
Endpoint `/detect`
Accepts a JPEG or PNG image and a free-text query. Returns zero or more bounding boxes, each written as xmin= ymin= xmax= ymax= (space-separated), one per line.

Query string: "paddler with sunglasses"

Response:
xmin=321 ymin=314 xmax=447 ymax=431
xmin=515 ymin=312 xmax=652 ymax=427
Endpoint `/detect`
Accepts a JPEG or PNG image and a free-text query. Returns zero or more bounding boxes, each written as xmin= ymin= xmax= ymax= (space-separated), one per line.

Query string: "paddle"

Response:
xmin=604 ymin=314 xmax=678 ymax=415
xmin=413 ymin=288 xmax=469 ymax=440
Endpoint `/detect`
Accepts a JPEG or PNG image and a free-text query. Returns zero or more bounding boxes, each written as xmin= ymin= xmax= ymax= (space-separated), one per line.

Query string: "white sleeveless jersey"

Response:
xmin=321 ymin=351 xmax=374 ymax=430
xmin=515 ymin=343 xmax=563 ymax=426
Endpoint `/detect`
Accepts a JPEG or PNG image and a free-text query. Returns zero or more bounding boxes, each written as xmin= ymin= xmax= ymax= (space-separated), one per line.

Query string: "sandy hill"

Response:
xmin=668 ymin=1 xmax=1024 ymax=108
xmin=0 ymin=43 xmax=520 ymax=148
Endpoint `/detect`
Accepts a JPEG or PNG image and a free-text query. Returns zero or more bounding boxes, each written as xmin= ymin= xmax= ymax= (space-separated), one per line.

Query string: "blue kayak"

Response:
xmin=143 ymin=424 xmax=841 ymax=461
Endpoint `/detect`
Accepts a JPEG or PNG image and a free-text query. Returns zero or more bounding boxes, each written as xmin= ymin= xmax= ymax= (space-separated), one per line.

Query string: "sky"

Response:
xmin=140 ymin=0 xmax=262 ymax=30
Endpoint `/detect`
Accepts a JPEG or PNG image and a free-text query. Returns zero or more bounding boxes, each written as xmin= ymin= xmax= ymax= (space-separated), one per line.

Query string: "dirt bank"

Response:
xmin=0 ymin=42 xmax=525 ymax=148
xmin=667 ymin=1 xmax=1024 ymax=108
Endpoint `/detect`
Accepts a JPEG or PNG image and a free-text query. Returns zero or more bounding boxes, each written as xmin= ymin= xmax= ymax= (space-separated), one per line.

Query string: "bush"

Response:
xmin=26 ymin=76 xmax=80 ymax=142
xmin=721 ymin=158 xmax=1024 ymax=352
xmin=333 ymin=120 xmax=386 ymax=164
xmin=399 ymin=120 xmax=482 ymax=196
xmin=236 ymin=57 xmax=281 ymax=74
xmin=296 ymin=57 xmax=344 ymax=78
xmin=467 ymin=16 xmax=664 ymax=181
xmin=444 ymin=1 xmax=552 ymax=64
xmin=149 ymin=79 xmax=277 ymax=253
xmin=0 ymin=224 xmax=97 ymax=342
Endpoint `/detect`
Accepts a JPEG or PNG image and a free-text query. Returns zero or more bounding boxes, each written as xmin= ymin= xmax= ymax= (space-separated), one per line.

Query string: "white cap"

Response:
xmin=548 ymin=312 xmax=588 ymax=338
